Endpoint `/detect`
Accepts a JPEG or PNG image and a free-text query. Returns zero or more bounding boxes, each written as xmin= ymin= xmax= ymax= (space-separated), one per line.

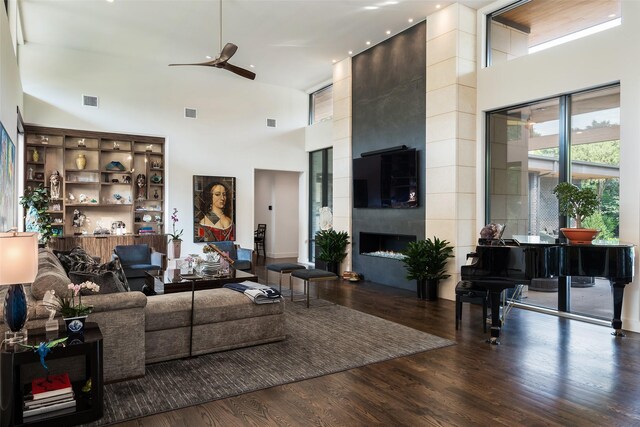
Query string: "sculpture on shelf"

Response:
xmin=49 ymin=171 xmax=62 ymax=200
xmin=136 ymin=174 xmax=146 ymax=200
xmin=72 ymin=209 xmax=86 ymax=230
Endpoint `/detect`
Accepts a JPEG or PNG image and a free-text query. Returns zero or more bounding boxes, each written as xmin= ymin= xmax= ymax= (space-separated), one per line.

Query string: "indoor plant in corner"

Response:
xmin=553 ymin=182 xmax=600 ymax=244
xmin=401 ymin=237 xmax=454 ymax=301
xmin=315 ymin=229 xmax=350 ymax=275
xmin=168 ymin=208 xmax=183 ymax=258
xmin=19 ymin=186 xmax=54 ymax=246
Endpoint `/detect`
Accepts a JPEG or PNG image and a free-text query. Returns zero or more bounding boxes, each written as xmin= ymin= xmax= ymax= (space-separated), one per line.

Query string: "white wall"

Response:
xmin=477 ymin=0 xmax=640 ymax=332
xmin=0 ymin=1 xmax=23 ymax=231
xmin=19 ymin=43 xmax=308 ymax=254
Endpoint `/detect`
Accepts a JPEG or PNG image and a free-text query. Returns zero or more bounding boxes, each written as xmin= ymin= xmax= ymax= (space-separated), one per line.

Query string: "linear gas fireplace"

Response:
xmin=359 ymin=232 xmax=416 ymax=260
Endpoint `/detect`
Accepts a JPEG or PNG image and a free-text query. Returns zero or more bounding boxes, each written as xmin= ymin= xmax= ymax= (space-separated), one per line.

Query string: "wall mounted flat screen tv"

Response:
xmin=353 ymin=148 xmax=418 ymax=208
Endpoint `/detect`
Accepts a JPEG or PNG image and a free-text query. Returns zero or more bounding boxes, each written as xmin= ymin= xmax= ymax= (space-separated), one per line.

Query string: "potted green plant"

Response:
xmin=401 ymin=237 xmax=454 ymax=301
xmin=315 ymin=229 xmax=350 ymax=275
xmin=19 ymin=186 xmax=53 ymax=246
xmin=552 ymin=182 xmax=600 ymax=244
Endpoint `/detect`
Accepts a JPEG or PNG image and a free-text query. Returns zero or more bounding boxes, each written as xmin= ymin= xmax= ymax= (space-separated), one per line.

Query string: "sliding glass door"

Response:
xmin=486 ymin=84 xmax=620 ymax=320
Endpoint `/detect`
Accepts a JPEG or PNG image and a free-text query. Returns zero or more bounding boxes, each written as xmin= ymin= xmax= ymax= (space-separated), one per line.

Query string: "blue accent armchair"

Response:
xmin=112 ymin=244 xmax=164 ymax=291
xmin=211 ymin=241 xmax=253 ymax=273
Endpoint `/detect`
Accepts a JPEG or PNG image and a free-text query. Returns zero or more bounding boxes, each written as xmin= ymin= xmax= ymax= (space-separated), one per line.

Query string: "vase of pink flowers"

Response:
xmin=55 ymin=281 xmax=100 ymax=334
xmin=168 ymin=208 xmax=184 ymax=258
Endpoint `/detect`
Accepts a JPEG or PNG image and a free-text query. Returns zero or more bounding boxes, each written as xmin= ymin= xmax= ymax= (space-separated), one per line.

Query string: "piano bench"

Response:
xmin=455 ymin=281 xmax=489 ymax=333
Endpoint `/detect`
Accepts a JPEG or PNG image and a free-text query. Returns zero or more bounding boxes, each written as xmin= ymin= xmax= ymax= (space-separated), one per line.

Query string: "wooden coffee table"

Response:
xmin=145 ymin=268 xmax=258 ymax=295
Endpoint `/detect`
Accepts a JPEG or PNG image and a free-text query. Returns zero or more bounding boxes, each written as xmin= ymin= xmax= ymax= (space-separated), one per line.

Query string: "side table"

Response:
xmin=0 ymin=322 xmax=104 ymax=427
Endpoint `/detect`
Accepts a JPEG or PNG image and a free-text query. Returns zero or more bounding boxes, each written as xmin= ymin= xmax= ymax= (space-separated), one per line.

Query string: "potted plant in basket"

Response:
xmin=552 ymin=182 xmax=600 ymax=244
xmin=168 ymin=208 xmax=184 ymax=258
xmin=315 ymin=229 xmax=350 ymax=275
xmin=19 ymin=186 xmax=53 ymax=246
xmin=401 ymin=237 xmax=454 ymax=301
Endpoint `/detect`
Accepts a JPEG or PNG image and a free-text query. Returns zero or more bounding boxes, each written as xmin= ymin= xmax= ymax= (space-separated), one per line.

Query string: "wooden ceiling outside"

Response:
xmin=495 ymin=0 xmax=620 ymax=48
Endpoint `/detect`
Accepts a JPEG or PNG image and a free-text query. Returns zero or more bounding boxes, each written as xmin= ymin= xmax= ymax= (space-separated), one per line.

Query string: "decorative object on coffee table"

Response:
xmin=0 ymin=231 xmax=39 ymax=344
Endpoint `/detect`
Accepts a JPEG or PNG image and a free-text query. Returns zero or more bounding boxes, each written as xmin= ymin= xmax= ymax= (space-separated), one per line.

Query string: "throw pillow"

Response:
xmin=69 ymin=270 xmax=127 ymax=294
xmin=55 ymin=246 xmax=98 ymax=274
xmin=70 ymin=258 xmax=130 ymax=292
xmin=31 ymin=263 xmax=72 ymax=300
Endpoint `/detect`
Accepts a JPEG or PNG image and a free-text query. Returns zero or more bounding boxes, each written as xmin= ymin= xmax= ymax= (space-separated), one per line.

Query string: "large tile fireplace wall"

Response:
xmin=351 ymin=22 xmax=426 ymax=291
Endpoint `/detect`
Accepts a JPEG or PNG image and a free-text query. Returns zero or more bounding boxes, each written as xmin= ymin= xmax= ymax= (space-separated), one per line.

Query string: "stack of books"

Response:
xmin=23 ymin=373 xmax=76 ymax=422
xmin=138 ymin=226 xmax=155 ymax=234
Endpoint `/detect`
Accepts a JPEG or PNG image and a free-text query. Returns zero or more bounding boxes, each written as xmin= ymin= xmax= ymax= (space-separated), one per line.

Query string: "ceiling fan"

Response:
xmin=169 ymin=1 xmax=256 ymax=80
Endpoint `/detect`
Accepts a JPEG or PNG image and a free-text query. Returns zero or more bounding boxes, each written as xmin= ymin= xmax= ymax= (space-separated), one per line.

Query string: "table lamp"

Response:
xmin=0 ymin=231 xmax=38 ymax=344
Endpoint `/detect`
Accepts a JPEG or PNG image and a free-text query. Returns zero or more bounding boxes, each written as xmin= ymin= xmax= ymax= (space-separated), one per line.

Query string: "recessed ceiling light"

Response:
xmin=386 ymin=30 xmax=391 ymax=35
xmin=332 ymin=59 xmax=337 ymax=63
xmin=348 ymin=50 xmax=353 ymax=55
xmin=366 ymin=41 xmax=371 ymax=45
xmin=436 ymin=4 xmax=441 ymax=9
xmin=609 ymin=14 xmax=616 ymax=18
xmin=364 ymin=6 xmax=379 ymax=10
xmin=250 ymin=64 xmax=255 ymax=68
xmin=106 ymin=0 xmax=114 ymax=2
xmin=408 ymin=18 xmax=414 ymax=23
xmin=205 ymin=55 xmax=212 ymax=59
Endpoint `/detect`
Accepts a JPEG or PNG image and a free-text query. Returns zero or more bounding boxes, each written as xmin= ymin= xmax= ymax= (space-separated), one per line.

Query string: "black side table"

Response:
xmin=0 ymin=322 xmax=104 ymax=427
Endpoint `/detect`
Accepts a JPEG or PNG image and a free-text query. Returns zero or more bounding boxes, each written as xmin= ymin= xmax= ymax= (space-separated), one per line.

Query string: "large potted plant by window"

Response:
xmin=553 ymin=182 xmax=600 ymax=244
xmin=19 ymin=186 xmax=53 ymax=246
xmin=401 ymin=237 xmax=454 ymax=301
xmin=315 ymin=229 xmax=350 ymax=275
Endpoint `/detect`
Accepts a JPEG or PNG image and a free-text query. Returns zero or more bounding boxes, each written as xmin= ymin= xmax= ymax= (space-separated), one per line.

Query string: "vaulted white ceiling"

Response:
xmin=19 ymin=0 xmax=491 ymax=91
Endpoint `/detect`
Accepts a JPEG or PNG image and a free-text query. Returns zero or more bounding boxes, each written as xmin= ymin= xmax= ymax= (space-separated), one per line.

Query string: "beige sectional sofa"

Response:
xmin=0 ymin=248 xmax=285 ymax=383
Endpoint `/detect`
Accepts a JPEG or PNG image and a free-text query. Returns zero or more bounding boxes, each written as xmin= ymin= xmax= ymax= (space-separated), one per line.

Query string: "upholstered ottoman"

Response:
xmin=144 ymin=288 xmax=285 ymax=363
xmin=266 ymin=263 xmax=306 ymax=296
xmin=290 ymin=269 xmax=338 ymax=308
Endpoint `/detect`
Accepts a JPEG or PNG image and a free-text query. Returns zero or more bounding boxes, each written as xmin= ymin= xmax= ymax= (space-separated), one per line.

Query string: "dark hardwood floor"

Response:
xmin=116 ymin=258 xmax=640 ymax=426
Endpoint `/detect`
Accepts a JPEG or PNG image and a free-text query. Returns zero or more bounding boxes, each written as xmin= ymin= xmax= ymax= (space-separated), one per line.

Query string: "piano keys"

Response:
xmin=461 ymin=237 xmax=634 ymax=344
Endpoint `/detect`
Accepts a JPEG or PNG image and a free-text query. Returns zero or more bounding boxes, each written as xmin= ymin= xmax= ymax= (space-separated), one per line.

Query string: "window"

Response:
xmin=486 ymin=84 xmax=620 ymax=319
xmin=309 ymin=148 xmax=333 ymax=262
xmin=487 ymin=0 xmax=621 ymax=66
xmin=309 ymin=85 xmax=333 ymax=125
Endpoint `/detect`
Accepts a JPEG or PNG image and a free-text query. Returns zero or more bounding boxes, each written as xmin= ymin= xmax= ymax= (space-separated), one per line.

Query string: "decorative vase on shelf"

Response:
xmin=76 ymin=154 xmax=87 ymax=170
xmin=32 ymin=149 xmax=39 ymax=162
xmin=64 ymin=315 xmax=87 ymax=334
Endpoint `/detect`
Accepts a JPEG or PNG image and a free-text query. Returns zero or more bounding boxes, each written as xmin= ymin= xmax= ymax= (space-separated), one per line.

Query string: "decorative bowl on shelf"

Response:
xmin=150 ymin=174 xmax=162 ymax=184
xmin=142 ymin=214 xmax=152 ymax=222
xmin=105 ymin=161 xmax=125 ymax=171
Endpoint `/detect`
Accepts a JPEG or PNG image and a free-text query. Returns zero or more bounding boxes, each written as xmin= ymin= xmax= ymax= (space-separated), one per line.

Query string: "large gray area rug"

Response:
xmin=91 ymin=301 xmax=454 ymax=425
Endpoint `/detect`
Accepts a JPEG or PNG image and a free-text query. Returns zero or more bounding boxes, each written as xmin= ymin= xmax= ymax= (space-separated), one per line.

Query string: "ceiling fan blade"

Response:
xmin=219 ymin=43 xmax=238 ymax=62
xmin=169 ymin=60 xmax=217 ymax=67
xmin=223 ymin=62 xmax=256 ymax=80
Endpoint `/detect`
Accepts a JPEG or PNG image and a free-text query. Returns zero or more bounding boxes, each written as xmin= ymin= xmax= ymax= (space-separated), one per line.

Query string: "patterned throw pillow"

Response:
xmin=55 ymin=247 xmax=130 ymax=292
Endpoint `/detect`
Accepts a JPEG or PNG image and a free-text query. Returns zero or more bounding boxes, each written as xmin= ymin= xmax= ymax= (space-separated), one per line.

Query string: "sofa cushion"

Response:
xmin=145 ymin=288 xmax=284 ymax=332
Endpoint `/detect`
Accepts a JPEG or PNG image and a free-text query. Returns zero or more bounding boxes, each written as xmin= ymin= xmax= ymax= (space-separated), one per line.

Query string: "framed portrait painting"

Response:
xmin=0 ymin=123 xmax=16 ymax=232
xmin=193 ymin=175 xmax=236 ymax=242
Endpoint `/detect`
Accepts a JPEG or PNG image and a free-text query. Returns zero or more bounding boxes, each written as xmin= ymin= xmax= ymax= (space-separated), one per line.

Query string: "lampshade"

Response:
xmin=0 ymin=232 xmax=39 ymax=285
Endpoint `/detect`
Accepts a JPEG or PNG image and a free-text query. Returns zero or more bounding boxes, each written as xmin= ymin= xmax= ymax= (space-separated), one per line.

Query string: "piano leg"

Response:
xmin=611 ymin=282 xmax=626 ymax=337
xmin=487 ymin=290 xmax=503 ymax=345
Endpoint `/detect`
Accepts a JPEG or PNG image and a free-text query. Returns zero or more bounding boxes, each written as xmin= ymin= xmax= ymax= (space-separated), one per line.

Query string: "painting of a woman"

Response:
xmin=194 ymin=176 xmax=235 ymax=242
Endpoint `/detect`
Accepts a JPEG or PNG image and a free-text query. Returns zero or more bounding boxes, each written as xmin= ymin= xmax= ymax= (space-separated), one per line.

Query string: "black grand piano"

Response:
xmin=461 ymin=236 xmax=634 ymax=344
